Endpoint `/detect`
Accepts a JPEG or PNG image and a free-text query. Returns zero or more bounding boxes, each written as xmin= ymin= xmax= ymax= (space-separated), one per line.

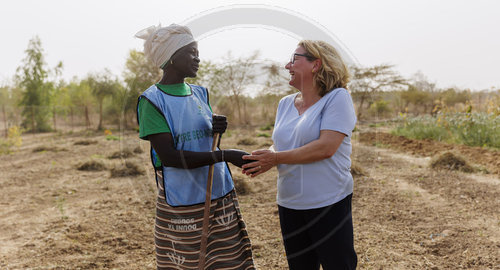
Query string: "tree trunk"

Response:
xmin=97 ymin=101 xmax=103 ymax=131
xmin=2 ymin=105 xmax=7 ymax=138
xmin=70 ymin=107 xmax=74 ymax=132
xmin=52 ymin=106 xmax=57 ymax=132
xmin=235 ymin=96 xmax=242 ymax=125
xmin=84 ymin=106 xmax=91 ymax=130
xmin=357 ymin=94 xmax=366 ymax=119
xmin=31 ymin=106 xmax=36 ymax=133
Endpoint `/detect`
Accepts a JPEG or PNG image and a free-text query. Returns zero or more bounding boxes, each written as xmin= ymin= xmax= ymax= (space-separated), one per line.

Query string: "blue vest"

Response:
xmin=138 ymin=84 xmax=234 ymax=206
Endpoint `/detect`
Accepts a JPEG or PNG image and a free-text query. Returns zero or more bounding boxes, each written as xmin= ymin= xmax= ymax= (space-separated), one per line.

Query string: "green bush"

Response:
xmin=393 ymin=113 xmax=499 ymax=148
xmin=369 ymin=100 xmax=393 ymax=117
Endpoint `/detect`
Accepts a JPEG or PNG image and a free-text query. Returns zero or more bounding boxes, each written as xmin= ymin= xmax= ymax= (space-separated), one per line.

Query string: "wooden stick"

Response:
xmin=198 ymin=132 xmax=220 ymax=269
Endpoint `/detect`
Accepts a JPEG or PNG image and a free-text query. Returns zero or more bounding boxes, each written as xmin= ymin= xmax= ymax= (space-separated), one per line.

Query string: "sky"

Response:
xmin=1 ymin=0 xmax=499 ymax=90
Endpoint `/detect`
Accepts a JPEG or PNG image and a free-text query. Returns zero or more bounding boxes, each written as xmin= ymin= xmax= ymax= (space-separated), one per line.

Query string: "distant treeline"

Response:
xmin=1 ymin=36 xmax=498 ymax=135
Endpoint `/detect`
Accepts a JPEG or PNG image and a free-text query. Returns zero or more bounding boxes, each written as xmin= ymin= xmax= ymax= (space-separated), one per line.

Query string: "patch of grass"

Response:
xmin=392 ymin=116 xmax=451 ymax=142
xmin=55 ymin=196 xmax=68 ymax=220
xmin=110 ymin=161 xmax=145 ymax=178
xmin=430 ymin=151 xmax=475 ymax=173
xmin=105 ymin=135 xmax=120 ymax=141
xmin=0 ymin=126 xmax=22 ymax=154
xmin=237 ymin=138 xmax=257 ymax=146
xmin=393 ymin=113 xmax=500 ymax=148
xmin=108 ymin=149 xmax=134 ymax=159
xmin=372 ymin=142 xmax=390 ymax=148
xmin=77 ymin=160 xmax=107 ymax=171
xmin=368 ymin=122 xmax=387 ymax=128
xmin=257 ymin=133 xmax=270 ymax=138
xmin=74 ymin=139 xmax=98 ymax=146
xmin=259 ymin=124 xmax=273 ymax=131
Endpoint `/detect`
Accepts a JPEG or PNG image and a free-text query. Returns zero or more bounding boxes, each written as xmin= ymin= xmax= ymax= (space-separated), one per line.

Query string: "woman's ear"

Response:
xmin=314 ymin=58 xmax=322 ymax=70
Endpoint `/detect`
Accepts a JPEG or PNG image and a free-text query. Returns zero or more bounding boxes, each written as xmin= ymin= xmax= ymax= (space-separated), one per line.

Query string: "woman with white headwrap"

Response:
xmin=136 ymin=24 xmax=255 ymax=269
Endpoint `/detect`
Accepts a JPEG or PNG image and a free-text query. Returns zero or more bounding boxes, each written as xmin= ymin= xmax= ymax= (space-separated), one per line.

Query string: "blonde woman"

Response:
xmin=243 ymin=40 xmax=357 ymax=269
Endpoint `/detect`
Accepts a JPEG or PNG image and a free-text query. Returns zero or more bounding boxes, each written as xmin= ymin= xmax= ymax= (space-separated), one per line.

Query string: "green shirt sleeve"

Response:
xmin=138 ymin=98 xmax=171 ymax=140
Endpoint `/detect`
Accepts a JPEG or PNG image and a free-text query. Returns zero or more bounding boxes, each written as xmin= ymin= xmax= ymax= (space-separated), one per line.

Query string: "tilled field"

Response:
xmin=0 ymin=129 xmax=498 ymax=269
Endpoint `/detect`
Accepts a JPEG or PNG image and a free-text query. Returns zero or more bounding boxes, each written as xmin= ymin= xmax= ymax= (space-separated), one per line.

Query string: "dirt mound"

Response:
xmin=430 ymin=152 xmax=475 ymax=172
xmin=108 ymin=149 xmax=135 ymax=159
xmin=32 ymin=145 xmax=67 ymax=152
xmin=350 ymin=161 xmax=367 ymax=177
xmin=77 ymin=160 xmax=106 ymax=171
xmin=73 ymin=139 xmax=98 ymax=145
xmin=359 ymin=132 xmax=500 ymax=175
xmin=110 ymin=161 xmax=145 ymax=177
xmin=232 ymin=175 xmax=252 ymax=195
xmin=237 ymin=138 xmax=257 ymax=146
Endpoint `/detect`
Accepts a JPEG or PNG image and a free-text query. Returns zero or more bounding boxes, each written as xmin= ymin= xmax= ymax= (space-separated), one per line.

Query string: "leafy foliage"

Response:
xmin=393 ymin=112 xmax=500 ymax=148
xmin=15 ymin=36 xmax=62 ymax=132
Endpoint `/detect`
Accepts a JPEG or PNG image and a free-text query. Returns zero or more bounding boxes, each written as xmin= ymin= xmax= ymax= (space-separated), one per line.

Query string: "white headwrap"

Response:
xmin=135 ymin=24 xmax=195 ymax=68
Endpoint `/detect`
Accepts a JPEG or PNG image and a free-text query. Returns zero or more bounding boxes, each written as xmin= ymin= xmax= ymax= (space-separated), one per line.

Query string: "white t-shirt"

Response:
xmin=272 ymin=88 xmax=357 ymax=210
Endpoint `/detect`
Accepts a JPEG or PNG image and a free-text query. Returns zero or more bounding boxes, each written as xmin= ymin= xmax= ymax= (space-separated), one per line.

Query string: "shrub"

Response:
xmin=33 ymin=145 xmax=67 ymax=153
xmin=430 ymin=152 xmax=475 ymax=173
xmin=108 ymin=149 xmax=134 ymax=159
xmin=110 ymin=161 xmax=145 ymax=177
xmin=77 ymin=160 xmax=106 ymax=171
xmin=369 ymin=100 xmax=393 ymax=117
xmin=0 ymin=126 xmax=23 ymax=154
xmin=393 ymin=112 xmax=499 ymax=148
xmin=105 ymin=135 xmax=120 ymax=141
xmin=74 ymin=140 xmax=98 ymax=145
xmin=259 ymin=124 xmax=273 ymax=131
xmin=237 ymin=138 xmax=257 ymax=146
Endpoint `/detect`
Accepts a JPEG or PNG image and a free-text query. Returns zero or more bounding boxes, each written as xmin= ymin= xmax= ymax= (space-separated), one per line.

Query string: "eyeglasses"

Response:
xmin=290 ymin=53 xmax=316 ymax=64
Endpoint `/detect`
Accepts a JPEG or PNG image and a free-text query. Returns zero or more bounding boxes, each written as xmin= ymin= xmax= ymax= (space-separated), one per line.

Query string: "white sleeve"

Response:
xmin=320 ymin=89 xmax=357 ymax=137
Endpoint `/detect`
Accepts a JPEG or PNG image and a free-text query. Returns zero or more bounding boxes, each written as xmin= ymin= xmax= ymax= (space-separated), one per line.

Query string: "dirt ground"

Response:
xmin=0 ymin=128 xmax=498 ymax=269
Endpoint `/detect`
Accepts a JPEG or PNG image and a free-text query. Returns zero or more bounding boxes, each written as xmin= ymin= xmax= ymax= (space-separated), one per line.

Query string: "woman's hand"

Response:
xmin=212 ymin=114 xmax=227 ymax=135
xmin=241 ymin=149 xmax=277 ymax=177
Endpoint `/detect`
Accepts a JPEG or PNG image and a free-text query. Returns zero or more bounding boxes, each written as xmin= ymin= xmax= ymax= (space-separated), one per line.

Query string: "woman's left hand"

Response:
xmin=242 ymin=149 xmax=277 ymax=177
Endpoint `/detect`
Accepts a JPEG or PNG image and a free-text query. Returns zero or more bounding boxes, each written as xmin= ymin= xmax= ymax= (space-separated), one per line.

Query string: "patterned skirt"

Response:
xmin=154 ymin=171 xmax=255 ymax=270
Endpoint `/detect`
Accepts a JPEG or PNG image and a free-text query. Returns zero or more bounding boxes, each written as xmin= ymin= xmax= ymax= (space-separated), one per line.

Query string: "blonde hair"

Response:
xmin=298 ymin=40 xmax=351 ymax=96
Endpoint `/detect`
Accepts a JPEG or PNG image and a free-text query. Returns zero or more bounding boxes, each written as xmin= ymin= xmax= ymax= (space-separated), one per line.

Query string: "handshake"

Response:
xmin=212 ymin=115 xmax=276 ymax=177
xmin=219 ymin=149 xmax=276 ymax=178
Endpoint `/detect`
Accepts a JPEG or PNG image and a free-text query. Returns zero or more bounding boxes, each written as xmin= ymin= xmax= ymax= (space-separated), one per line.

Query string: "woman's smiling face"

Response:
xmin=285 ymin=46 xmax=316 ymax=90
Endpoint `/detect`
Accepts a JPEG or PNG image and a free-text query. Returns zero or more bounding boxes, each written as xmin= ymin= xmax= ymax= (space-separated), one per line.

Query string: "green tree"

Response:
xmin=68 ymin=80 xmax=95 ymax=129
xmin=186 ymin=60 xmax=225 ymax=97
xmin=349 ymin=64 xmax=407 ymax=119
xmin=0 ymin=85 xmax=11 ymax=137
xmin=257 ymin=61 xmax=293 ymax=124
xmin=218 ymin=51 xmax=260 ymax=124
xmin=15 ymin=36 xmax=62 ymax=132
xmin=400 ymin=84 xmax=432 ymax=115
xmin=85 ymin=70 xmax=120 ymax=130
xmin=104 ymin=82 xmax=129 ymax=130
xmin=122 ymin=50 xmax=161 ymax=127
xmin=440 ymin=87 xmax=471 ymax=107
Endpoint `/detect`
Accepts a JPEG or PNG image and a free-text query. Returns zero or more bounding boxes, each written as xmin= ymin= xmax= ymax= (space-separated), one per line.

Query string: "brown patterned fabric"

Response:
xmin=154 ymin=171 xmax=255 ymax=270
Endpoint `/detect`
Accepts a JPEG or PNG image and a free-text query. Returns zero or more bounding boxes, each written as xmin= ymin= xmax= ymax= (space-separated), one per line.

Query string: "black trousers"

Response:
xmin=278 ymin=194 xmax=357 ymax=270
